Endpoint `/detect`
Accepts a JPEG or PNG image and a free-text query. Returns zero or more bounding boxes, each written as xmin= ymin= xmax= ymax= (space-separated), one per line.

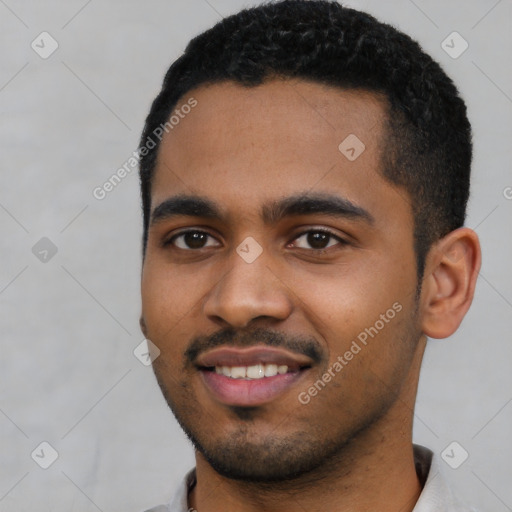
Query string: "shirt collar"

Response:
xmin=411 ymin=444 xmax=471 ymax=511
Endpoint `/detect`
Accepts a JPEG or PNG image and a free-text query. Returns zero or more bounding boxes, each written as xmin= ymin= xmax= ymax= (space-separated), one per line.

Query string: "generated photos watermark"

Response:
xmin=298 ymin=301 xmax=403 ymax=405
xmin=92 ymin=97 xmax=198 ymax=200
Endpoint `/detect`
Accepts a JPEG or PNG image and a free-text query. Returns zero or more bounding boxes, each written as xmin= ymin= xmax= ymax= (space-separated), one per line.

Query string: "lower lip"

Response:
xmin=200 ymin=369 xmax=308 ymax=407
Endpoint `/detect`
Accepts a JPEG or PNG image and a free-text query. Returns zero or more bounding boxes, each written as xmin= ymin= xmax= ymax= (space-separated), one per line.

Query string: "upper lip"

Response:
xmin=195 ymin=346 xmax=314 ymax=370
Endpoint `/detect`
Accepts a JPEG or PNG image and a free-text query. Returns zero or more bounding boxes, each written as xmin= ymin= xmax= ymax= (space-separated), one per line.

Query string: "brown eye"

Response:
xmin=292 ymin=229 xmax=346 ymax=251
xmin=307 ymin=232 xmax=330 ymax=249
xmin=168 ymin=230 xmax=220 ymax=250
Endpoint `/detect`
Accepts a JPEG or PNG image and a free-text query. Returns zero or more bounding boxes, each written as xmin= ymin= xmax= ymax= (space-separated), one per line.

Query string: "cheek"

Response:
xmin=141 ymin=261 xmax=200 ymax=340
xmin=290 ymin=259 xmax=413 ymax=377
xmin=288 ymin=263 xmax=402 ymax=333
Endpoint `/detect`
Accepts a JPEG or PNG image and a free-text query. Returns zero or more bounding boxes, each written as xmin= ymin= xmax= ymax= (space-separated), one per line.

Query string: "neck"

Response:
xmin=189 ymin=339 xmax=426 ymax=512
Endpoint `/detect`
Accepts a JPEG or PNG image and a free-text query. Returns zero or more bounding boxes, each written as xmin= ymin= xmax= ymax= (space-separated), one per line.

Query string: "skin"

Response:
xmin=140 ymin=79 xmax=481 ymax=512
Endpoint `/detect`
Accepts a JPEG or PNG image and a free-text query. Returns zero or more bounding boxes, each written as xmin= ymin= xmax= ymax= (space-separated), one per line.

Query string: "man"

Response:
xmin=138 ymin=1 xmax=481 ymax=510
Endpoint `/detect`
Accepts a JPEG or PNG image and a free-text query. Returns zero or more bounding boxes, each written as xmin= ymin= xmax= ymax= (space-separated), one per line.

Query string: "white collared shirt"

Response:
xmin=143 ymin=444 xmax=476 ymax=512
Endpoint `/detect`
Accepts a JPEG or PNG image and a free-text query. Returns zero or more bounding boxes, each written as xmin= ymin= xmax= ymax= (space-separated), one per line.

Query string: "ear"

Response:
xmin=139 ymin=315 xmax=148 ymax=337
xmin=420 ymin=227 xmax=481 ymax=339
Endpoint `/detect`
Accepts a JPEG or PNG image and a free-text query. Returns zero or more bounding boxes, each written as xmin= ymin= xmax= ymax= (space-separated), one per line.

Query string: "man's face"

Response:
xmin=141 ymin=80 xmax=423 ymax=481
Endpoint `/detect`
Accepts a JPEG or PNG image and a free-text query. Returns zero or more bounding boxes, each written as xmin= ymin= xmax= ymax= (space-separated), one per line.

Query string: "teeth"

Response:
xmin=264 ymin=364 xmax=278 ymax=377
xmin=214 ymin=363 xmax=289 ymax=379
xmin=231 ymin=366 xmax=246 ymax=379
xmin=246 ymin=364 xmax=264 ymax=379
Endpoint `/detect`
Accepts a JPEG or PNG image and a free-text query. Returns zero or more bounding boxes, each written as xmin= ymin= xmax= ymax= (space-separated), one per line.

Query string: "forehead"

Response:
xmin=151 ymin=79 xmax=404 ymax=223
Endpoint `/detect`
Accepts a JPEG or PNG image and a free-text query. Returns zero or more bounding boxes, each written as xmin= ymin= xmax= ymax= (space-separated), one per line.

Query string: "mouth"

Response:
xmin=196 ymin=346 xmax=313 ymax=407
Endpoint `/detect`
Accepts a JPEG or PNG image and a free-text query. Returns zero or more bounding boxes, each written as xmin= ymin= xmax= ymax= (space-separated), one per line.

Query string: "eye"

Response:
xmin=290 ymin=229 xmax=347 ymax=252
xmin=166 ymin=230 xmax=220 ymax=250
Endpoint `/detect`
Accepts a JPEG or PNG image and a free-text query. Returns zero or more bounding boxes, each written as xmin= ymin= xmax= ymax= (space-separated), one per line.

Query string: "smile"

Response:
xmin=196 ymin=346 xmax=313 ymax=406
xmin=213 ymin=363 xmax=290 ymax=379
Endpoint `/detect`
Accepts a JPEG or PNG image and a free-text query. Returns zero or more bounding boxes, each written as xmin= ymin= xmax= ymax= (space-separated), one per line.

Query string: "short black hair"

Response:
xmin=138 ymin=0 xmax=472 ymax=279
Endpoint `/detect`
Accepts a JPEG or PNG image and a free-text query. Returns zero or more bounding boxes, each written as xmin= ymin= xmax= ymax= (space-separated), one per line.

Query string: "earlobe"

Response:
xmin=420 ymin=228 xmax=481 ymax=339
xmin=140 ymin=316 xmax=148 ymax=337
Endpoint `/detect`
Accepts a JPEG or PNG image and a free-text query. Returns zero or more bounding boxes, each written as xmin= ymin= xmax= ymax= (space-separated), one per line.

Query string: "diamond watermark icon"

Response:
xmin=236 ymin=236 xmax=263 ymax=263
xmin=441 ymin=32 xmax=468 ymax=59
xmin=32 ymin=237 xmax=58 ymax=263
xmin=31 ymin=441 xmax=59 ymax=469
xmin=134 ymin=339 xmax=161 ymax=366
xmin=441 ymin=441 xmax=469 ymax=469
xmin=31 ymin=31 xmax=59 ymax=59
xmin=338 ymin=134 xmax=366 ymax=161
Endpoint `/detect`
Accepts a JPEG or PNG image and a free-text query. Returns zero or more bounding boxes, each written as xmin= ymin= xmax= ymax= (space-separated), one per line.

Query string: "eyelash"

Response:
xmin=164 ymin=228 xmax=348 ymax=253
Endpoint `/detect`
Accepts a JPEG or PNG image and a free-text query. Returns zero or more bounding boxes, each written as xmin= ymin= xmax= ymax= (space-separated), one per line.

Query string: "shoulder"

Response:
xmin=413 ymin=444 xmax=478 ymax=512
xmin=140 ymin=468 xmax=196 ymax=512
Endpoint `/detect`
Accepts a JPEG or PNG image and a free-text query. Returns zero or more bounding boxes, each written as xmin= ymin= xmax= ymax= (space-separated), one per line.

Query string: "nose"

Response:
xmin=202 ymin=249 xmax=294 ymax=329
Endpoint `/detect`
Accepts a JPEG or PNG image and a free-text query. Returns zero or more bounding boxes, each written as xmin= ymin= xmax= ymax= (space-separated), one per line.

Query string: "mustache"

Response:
xmin=185 ymin=327 xmax=324 ymax=366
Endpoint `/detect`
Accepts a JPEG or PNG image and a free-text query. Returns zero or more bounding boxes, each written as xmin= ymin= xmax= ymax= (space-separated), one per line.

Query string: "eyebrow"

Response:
xmin=150 ymin=192 xmax=374 ymax=226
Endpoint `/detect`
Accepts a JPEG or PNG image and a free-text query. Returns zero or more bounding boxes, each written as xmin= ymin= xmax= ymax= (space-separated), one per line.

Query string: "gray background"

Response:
xmin=1 ymin=0 xmax=511 ymax=511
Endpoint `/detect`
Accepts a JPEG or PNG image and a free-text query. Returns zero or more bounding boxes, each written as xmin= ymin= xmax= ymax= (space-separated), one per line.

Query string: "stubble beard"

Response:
xmin=152 ymin=362 xmax=400 ymax=485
